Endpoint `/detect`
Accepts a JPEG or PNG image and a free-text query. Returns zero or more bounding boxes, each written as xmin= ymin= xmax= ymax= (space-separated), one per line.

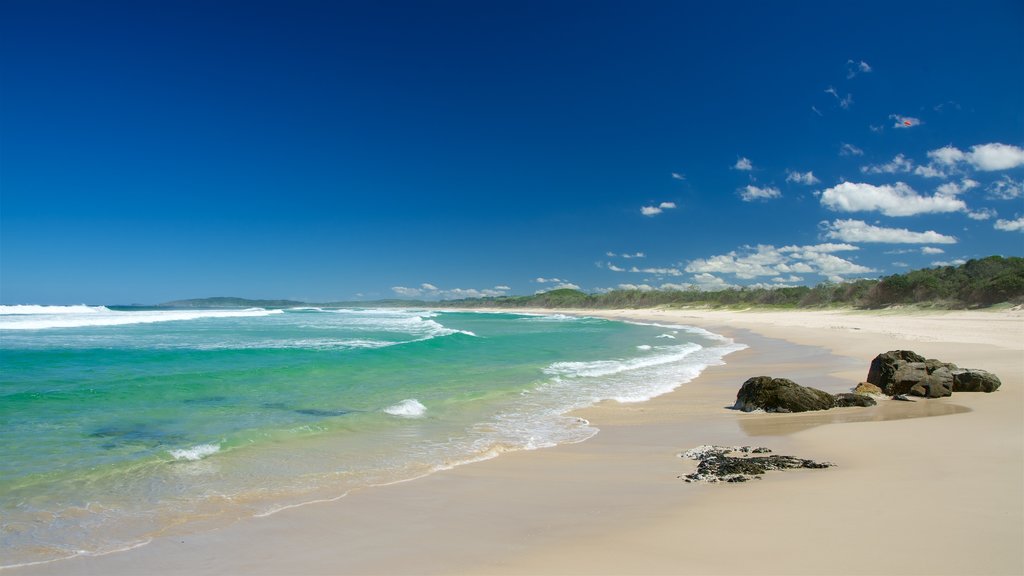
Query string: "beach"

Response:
xmin=9 ymin=307 xmax=1022 ymax=575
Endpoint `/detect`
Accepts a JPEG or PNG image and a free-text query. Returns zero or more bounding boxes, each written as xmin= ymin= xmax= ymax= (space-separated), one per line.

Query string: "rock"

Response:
xmin=892 ymin=394 xmax=916 ymax=402
xmin=866 ymin=350 xmax=926 ymax=394
xmin=853 ymin=382 xmax=884 ymax=396
xmin=952 ymin=369 xmax=1002 ymax=393
xmin=734 ymin=376 xmax=836 ymax=413
xmin=679 ymin=445 xmax=834 ymax=483
xmin=867 ymin=351 xmax=959 ymax=396
xmin=834 ymin=393 xmax=877 ymax=407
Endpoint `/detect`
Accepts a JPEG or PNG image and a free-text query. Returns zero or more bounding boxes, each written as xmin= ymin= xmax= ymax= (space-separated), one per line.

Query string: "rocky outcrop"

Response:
xmin=853 ymin=382 xmax=884 ymax=396
xmin=951 ymin=369 xmax=1002 ymax=393
xmin=867 ymin=351 xmax=953 ymax=397
xmin=834 ymin=393 xmax=877 ymax=407
xmin=867 ymin=350 xmax=999 ymax=396
xmin=679 ymin=445 xmax=833 ymax=483
xmin=734 ymin=377 xmax=836 ymax=413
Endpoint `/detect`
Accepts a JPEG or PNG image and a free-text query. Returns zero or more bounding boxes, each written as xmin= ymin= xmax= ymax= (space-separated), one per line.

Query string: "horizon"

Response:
xmin=3 ymin=1 xmax=1023 ymax=305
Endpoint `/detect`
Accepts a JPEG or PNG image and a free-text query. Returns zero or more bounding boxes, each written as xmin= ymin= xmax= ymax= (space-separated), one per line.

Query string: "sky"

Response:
xmin=2 ymin=0 xmax=1023 ymax=304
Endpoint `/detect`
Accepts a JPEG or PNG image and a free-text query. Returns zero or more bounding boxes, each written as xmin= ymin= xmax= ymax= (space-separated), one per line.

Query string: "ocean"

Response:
xmin=0 ymin=306 xmax=744 ymax=568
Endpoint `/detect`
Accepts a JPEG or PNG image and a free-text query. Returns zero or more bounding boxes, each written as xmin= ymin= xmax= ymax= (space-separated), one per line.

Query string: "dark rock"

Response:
xmin=952 ymin=369 xmax=1002 ymax=393
xmin=680 ymin=445 xmax=834 ymax=483
xmin=867 ymin=351 xmax=960 ymax=396
xmin=853 ymin=382 xmax=883 ymax=396
xmin=834 ymin=393 xmax=877 ymax=407
xmin=734 ymin=376 xmax=836 ymax=413
xmin=867 ymin=350 xmax=926 ymax=394
xmin=892 ymin=394 xmax=916 ymax=402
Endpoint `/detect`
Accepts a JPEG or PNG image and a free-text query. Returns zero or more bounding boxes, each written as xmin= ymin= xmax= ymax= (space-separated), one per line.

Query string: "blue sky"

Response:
xmin=2 ymin=0 xmax=1022 ymax=304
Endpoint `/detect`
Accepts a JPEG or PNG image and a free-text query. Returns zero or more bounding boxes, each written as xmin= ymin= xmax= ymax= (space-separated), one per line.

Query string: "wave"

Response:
xmin=383 ymin=399 xmax=427 ymax=418
xmin=0 ymin=304 xmax=110 ymax=315
xmin=168 ymin=443 xmax=220 ymax=461
xmin=544 ymin=342 xmax=703 ymax=379
xmin=0 ymin=308 xmax=283 ymax=330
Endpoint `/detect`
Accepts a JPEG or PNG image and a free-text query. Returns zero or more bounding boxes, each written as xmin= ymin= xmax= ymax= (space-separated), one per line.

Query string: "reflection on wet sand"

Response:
xmin=737 ymin=399 xmax=972 ymax=436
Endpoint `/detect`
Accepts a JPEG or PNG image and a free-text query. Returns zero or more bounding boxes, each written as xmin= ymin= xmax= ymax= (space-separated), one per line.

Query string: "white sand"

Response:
xmin=11 ymin=307 xmax=1023 ymax=575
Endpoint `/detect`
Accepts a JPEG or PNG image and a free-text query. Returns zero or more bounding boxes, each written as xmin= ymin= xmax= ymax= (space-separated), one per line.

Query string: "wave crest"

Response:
xmin=383 ymin=399 xmax=427 ymax=418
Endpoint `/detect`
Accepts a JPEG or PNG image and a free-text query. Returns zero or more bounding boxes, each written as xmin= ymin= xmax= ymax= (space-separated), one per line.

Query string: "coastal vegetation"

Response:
xmin=158 ymin=256 xmax=1024 ymax=311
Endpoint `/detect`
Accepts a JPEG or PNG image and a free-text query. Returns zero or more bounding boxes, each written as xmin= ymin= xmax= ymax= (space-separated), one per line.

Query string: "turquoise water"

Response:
xmin=0 ymin=306 xmax=743 ymax=567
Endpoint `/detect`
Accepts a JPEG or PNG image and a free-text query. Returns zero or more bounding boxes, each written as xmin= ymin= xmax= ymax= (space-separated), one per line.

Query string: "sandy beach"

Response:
xmin=11 ymin=307 xmax=1023 ymax=575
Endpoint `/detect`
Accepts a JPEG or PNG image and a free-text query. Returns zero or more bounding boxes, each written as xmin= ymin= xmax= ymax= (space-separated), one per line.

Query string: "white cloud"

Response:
xmin=912 ymin=164 xmax=947 ymax=178
xmin=733 ymin=157 xmax=753 ymax=171
xmin=671 ymin=172 xmax=685 ymax=181
xmin=630 ymin=266 xmax=683 ymax=277
xmin=846 ymin=59 xmax=872 ymax=78
xmin=773 ymin=275 xmax=804 ymax=283
xmin=840 ymin=143 xmax=864 ymax=157
xmin=861 ymin=154 xmax=913 ymax=175
xmin=892 ymin=261 xmax=909 ymax=268
xmin=659 ymin=283 xmax=691 ymax=291
xmin=935 ymin=179 xmax=978 ymax=196
xmin=739 ymin=185 xmax=781 ymax=202
xmin=534 ymin=277 xmax=566 ymax=284
xmin=812 ymin=106 xmax=823 ymax=117
xmin=988 ymin=176 xmax=1023 ymax=200
xmin=685 ymin=243 xmax=871 ymax=282
xmin=691 ymin=273 xmax=735 ymax=291
xmin=786 ymin=170 xmax=820 ymax=185
xmin=545 ymin=283 xmax=581 ymax=291
xmin=822 ymin=219 xmax=957 ymax=244
xmin=819 ymin=181 xmax=966 ymax=216
xmin=622 ymin=252 xmax=645 ymax=259
xmin=967 ymin=208 xmax=996 ymax=221
xmin=641 ymin=202 xmax=676 ymax=216
xmin=932 ymin=259 xmax=967 ymax=267
xmin=891 ymin=114 xmax=922 ymax=128
xmin=607 ymin=263 xmax=626 ymax=272
xmin=928 ymin=145 xmax=966 ymax=166
xmin=994 ymin=216 xmax=1024 ymax=232
xmin=967 ymin=143 xmax=1024 ymax=171
xmin=825 ymin=86 xmax=853 ymax=109
xmin=920 ymin=247 xmax=945 ymax=255
xmin=391 ymin=284 xmax=511 ymax=300
xmin=616 ymin=283 xmax=655 ymax=292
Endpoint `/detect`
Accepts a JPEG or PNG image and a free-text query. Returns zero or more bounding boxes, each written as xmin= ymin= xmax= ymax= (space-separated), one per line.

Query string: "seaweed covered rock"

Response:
xmin=734 ymin=376 xmax=836 ymax=413
xmin=952 ymin=369 xmax=1002 ymax=393
xmin=679 ymin=445 xmax=834 ymax=483
xmin=834 ymin=393 xmax=877 ymax=407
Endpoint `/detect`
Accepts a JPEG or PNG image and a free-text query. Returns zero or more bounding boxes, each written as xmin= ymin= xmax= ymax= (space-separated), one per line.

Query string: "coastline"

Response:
xmin=9 ymin=307 xmax=1022 ymax=575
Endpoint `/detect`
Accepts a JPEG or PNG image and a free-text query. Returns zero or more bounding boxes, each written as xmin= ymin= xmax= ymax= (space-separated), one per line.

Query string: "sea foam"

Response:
xmin=383 ymin=399 xmax=427 ymax=417
xmin=168 ymin=443 xmax=220 ymax=461
xmin=0 ymin=307 xmax=283 ymax=330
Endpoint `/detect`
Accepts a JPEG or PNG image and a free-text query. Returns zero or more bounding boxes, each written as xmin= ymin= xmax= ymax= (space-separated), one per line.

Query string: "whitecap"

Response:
xmin=168 ymin=443 xmax=220 ymax=461
xmin=384 ymin=399 xmax=427 ymax=418
xmin=0 ymin=308 xmax=283 ymax=330
xmin=636 ymin=344 xmax=652 ymax=351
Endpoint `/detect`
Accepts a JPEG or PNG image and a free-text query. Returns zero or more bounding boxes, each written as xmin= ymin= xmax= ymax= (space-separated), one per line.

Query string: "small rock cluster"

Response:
xmin=866 ymin=350 xmax=1001 ymax=398
xmin=733 ymin=350 xmax=1001 ymax=412
xmin=679 ymin=445 xmax=833 ymax=483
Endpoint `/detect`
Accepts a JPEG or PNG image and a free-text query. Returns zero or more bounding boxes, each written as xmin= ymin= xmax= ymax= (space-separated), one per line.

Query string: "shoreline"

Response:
xmin=9 ymin=308 xmax=1022 ymax=575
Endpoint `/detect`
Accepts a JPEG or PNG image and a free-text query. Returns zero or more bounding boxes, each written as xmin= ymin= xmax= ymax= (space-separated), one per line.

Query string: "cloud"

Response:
xmin=786 ymin=170 xmax=820 ymax=185
xmin=685 ymin=243 xmax=871 ymax=281
xmin=861 ymin=154 xmax=913 ymax=175
xmin=928 ymin=145 xmax=966 ymax=166
xmin=920 ymin=247 xmax=945 ymax=255
xmin=671 ymin=172 xmax=685 ymax=181
xmin=733 ymin=157 xmax=753 ymax=171
xmin=825 ymin=86 xmax=853 ymax=109
xmin=391 ymin=283 xmax=511 ymax=300
xmin=641 ymin=201 xmax=676 ymax=216
xmin=819 ymin=181 xmax=966 ymax=216
xmin=811 ymin=106 xmax=823 ymax=117
xmin=739 ymin=185 xmax=781 ymax=202
xmin=967 ymin=208 xmax=996 ymax=221
xmin=846 ymin=59 xmax=872 ymax=78
xmin=935 ymin=179 xmax=978 ymax=196
xmin=892 ymin=262 xmax=909 ymax=268
xmin=616 ymin=283 xmax=655 ymax=292
xmin=773 ymin=275 xmax=804 ymax=283
xmin=967 ymin=143 xmax=1024 ymax=171
xmin=932 ymin=259 xmax=967 ymax=267
xmin=534 ymin=277 xmax=567 ymax=283
xmin=607 ymin=263 xmax=626 ymax=272
xmin=987 ymin=176 xmax=1023 ymax=200
xmin=994 ymin=216 xmax=1024 ymax=232
xmin=924 ymin=143 xmax=1024 ymax=172
xmin=822 ymin=219 xmax=957 ymax=244
xmin=691 ymin=273 xmax=736 ymax=291
xmin=536 ymin=282 xmax=581 ymax=293
xmin=840 ymin=143 xmax=864 ymax=157
xmin=630 ymin=266 xmax=683 ymax=277
xmin=891 ymin=114 xmax=922 ymax=128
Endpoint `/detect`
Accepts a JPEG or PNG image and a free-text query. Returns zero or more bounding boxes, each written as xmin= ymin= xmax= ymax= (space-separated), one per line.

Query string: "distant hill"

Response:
xmin=158 ymin=297 xmax=310 ymax=309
